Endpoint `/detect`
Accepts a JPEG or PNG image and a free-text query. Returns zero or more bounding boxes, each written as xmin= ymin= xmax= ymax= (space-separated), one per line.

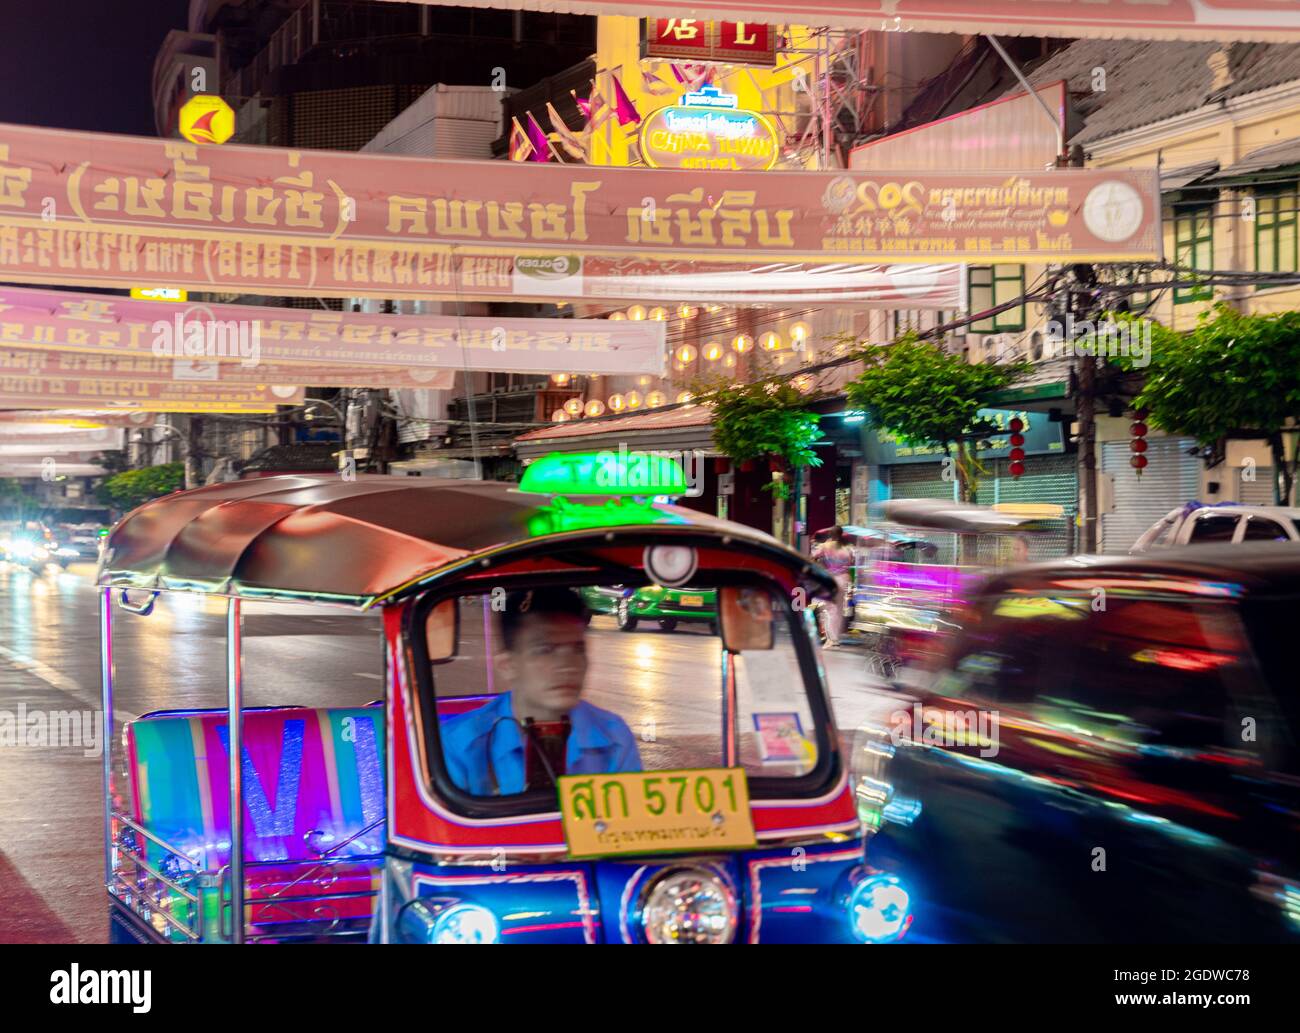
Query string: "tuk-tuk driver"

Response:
xmin=441 ymin=588 xmax=642 ymax=795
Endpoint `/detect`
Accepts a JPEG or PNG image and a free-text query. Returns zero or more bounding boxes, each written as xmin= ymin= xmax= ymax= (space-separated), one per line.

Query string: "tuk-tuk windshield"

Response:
xmin=419 ymin=581 xmax=824 ymax=802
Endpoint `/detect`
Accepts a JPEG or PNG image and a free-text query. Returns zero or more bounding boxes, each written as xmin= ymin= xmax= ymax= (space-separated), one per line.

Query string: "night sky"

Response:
xmin=0 ymin=0 xmax=190 ymax=135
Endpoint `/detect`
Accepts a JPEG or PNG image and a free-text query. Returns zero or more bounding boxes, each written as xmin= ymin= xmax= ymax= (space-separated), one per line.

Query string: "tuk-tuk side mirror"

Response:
xmin=425 ymin=598 xmax=460 ymax=663
xmin=718 ymin=587 xmax=774 ymax=652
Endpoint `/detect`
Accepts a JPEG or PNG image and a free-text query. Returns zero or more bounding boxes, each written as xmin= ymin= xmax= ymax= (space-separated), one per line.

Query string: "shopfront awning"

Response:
xmin=515 ymin=404 xmax=715 ymax=461
xmin=1207 ymin=140 xmax=1300 ymax=185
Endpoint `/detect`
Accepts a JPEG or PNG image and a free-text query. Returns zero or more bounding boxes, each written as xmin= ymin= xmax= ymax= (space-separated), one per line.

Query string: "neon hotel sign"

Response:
xmin=641 ymin=88 xmax=778 ymax=172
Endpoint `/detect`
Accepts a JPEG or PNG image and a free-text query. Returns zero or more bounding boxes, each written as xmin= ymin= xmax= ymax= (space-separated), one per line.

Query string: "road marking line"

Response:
xmin=0 ymin=643 xmax=138 ymax=723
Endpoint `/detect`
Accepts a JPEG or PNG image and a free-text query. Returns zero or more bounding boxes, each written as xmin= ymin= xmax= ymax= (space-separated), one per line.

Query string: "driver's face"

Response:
xmin=503 ymin=613 xmax=589 ymax=719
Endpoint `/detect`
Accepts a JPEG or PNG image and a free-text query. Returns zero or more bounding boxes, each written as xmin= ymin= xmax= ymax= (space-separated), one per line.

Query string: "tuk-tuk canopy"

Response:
xmin=97 ymin=474 xmax=824 ymax=608
xmin=877 ymin=499 xmax=1064 ymax=534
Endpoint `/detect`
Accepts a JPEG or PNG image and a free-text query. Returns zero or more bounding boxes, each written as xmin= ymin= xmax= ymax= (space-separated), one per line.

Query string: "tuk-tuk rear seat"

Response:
xmin=121 ymin=705 xmax=385 ymax=940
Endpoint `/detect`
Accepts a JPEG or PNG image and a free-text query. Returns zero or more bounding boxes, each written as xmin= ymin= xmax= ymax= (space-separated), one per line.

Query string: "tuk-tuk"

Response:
xmin=851 ymin=499 xmax=1065 ymax=682
xmin=97 ymin=454 xmax=910 ymax=944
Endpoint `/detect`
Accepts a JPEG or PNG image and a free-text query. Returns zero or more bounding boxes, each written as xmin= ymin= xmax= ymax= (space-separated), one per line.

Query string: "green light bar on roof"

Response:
xmin=519 ymin=450 xmax=689 ymax=497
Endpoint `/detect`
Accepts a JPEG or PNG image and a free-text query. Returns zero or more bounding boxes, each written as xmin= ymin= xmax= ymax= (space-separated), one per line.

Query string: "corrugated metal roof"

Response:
xmin=1004 ymin=41 xmax=1300 ymax=145
xmin=1209 ymin=137 xmax=1300 ymax=180
xmin=1161 ymin=160 xmax=1221 ymax=190
xmin=516 ymin=404 xmax=713 ymax=443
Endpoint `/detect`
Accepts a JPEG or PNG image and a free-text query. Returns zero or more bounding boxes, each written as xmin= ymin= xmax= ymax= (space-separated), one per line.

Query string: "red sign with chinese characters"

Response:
xmin=643 ymin=19 xmax=776 ymax=66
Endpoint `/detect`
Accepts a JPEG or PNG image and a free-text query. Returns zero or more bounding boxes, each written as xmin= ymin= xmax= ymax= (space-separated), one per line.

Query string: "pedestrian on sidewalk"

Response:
xmin=813 ymin=525 xmax=854 ymax=648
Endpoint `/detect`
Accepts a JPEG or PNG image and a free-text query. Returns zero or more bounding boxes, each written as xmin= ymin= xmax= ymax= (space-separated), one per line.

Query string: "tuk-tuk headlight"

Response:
xmin=399 ymin=899 xmax=499 ymax=944
xmin=849 ymin=873 xmax=912 ymax=943
xmin=640 ymin=867 xmax=737 ymax=944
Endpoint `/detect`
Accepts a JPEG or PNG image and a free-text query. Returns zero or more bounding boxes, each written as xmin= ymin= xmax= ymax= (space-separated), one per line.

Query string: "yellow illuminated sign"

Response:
xmin=178 ymin=95 xmax=235 ymax=145
xmin=558 ymin=767 xmax=756 ymax=858
xmin=640 ymin=101 xmax=778 ymax=172
xmin=129 ymin=288 xmax=188 ymax=302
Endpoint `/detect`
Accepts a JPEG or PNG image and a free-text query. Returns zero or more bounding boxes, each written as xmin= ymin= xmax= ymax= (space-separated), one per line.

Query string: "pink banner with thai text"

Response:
xmin=0 ymin=122 xmax=1161 ymax=264
xmin=0 ymin=286 xmax=665 ymax=376
xmin=0 ymin=227 xmax=963 ymax=308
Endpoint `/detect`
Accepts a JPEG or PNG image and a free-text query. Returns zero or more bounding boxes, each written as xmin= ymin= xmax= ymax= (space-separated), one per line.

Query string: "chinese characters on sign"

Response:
xmin=642 ymin=19 xmax=776 ymax=66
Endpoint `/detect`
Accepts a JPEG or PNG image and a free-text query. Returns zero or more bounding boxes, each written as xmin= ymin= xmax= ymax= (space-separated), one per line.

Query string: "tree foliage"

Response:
xmin=96 ymin=462 xmax=185 ymax=512
xmin=1114 ymin=305 xmax=1300 ymax=504
xmin=701 ymin=375 xmax=823 ymax=501
xmin=845 ymin=333 xmax=1029 ymax=501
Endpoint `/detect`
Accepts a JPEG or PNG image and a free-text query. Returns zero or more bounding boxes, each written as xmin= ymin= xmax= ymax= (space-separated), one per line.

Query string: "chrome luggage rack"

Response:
xmin=110 ymin=811 xmax=385 ymax=943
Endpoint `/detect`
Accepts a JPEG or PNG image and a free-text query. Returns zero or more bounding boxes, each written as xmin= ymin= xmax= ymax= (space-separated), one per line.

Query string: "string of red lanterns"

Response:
xmin=1131 ymin=408 xmax=1149 ymax=476
xmin=1008 ymin=416 xmax=1025 ymax=479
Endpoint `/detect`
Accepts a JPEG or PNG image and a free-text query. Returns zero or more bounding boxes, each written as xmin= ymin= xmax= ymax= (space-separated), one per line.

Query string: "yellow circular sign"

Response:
xmin=179 ymin=95 xmax=236 ymax=145
xmin=640 ymin=103 xmax=778 ymax=172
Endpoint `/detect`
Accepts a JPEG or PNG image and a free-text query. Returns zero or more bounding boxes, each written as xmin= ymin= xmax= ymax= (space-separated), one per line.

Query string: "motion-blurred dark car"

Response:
xmin=863 ymin=543 xmax=1299 ymax=943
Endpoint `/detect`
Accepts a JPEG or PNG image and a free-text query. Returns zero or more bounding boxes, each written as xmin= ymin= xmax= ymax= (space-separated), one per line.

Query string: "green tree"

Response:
xmin=96 ymin=462 xmax=185 ymax=513
xmin=1115 ymin=305 xmax=1300 ymax=505
xmin=0 ymin=478 xmax=36 ymax=521
xmin=845 ymin=332 xmax=1029 ymax=504
xmin=699 ymin=374 xmax=823 ymax=500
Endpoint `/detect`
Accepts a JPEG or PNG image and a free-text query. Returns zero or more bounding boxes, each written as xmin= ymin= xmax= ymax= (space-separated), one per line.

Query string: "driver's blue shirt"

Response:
xmin=441 ymin=693 xmax=642 ymax=795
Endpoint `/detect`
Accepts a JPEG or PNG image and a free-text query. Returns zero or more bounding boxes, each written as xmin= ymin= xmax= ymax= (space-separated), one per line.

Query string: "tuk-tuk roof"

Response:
xmin=97 ymin=474 xmax=829 ymax=608
xmin=877 ymin=498 xmax=1060 ymax=533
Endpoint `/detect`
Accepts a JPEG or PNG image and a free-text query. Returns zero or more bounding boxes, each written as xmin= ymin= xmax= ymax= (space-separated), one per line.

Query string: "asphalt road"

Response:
xmin=0 ymin=561 xmax=898 ymax=943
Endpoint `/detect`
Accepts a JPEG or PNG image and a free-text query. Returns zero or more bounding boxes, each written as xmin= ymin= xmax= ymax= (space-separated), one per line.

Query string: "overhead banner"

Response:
xmin=380 ymin=2 xmax=1300 ymax=43
xmin=0 ymin=286 xmax=666 ymax=376
xmin=0 ymin=460 xmax=108 ymax=477
xmin=0 ymin=348 xmax=456 ymax=391
xmin=0 ymin=410 xmax=169 ymax=428
xmin=0 ymin=378 xmax=304 ymax=413
xmin=0 ymin=426 xmax=124 ymax=450
xmin=0 ymin=122 xmax=1162 ymax=265
xmin=0 ymin=227 xmax=962 ymax=307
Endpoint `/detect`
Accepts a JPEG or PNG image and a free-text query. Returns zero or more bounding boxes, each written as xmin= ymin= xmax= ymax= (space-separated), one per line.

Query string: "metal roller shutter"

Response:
xmin=886 ymin=463 xmax=958 ymax=503
xmin=1239 ymin=467 xmax=1277 ymax=506
xmin=884 ymin=456 xmax=1077 ymax=562
xmin=985 ymin=454 xmax=1078 ymax=560
xmin=1101 ymin=436 xmax=1201 ymax=553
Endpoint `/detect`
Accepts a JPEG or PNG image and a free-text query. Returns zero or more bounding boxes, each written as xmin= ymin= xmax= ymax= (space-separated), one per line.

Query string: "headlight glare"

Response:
xmin=849 ymin=873 xmax=912 ymax=943
xmin=640 ymin=867 xmax=737 ymax=944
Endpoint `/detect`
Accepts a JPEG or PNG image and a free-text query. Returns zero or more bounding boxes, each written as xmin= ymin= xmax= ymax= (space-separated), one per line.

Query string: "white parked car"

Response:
xmin=1130 ymin=503 xmax=1300 ymax=553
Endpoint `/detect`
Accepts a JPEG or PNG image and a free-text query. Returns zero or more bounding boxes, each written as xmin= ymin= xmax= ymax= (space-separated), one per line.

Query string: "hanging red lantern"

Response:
xmin=1009 ymin=417 xmax=1024 ymax=433
xmin=1009 ymin=447 xmax=1026 ymax=462
xmin=1009 ymin=460 xmax=1025 ymax=477
xmin=1130 ymin=409 xmax=1150 ymax=477
xmin=1009 ymin=432 xmax=1025 ymax=448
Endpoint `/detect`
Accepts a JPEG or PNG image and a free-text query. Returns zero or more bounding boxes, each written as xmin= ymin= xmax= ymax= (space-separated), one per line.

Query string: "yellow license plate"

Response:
xmin=678 ymin=595 xmax=704 ymax=607
xmin=558 ymin=768 xmax=756 ymax=859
